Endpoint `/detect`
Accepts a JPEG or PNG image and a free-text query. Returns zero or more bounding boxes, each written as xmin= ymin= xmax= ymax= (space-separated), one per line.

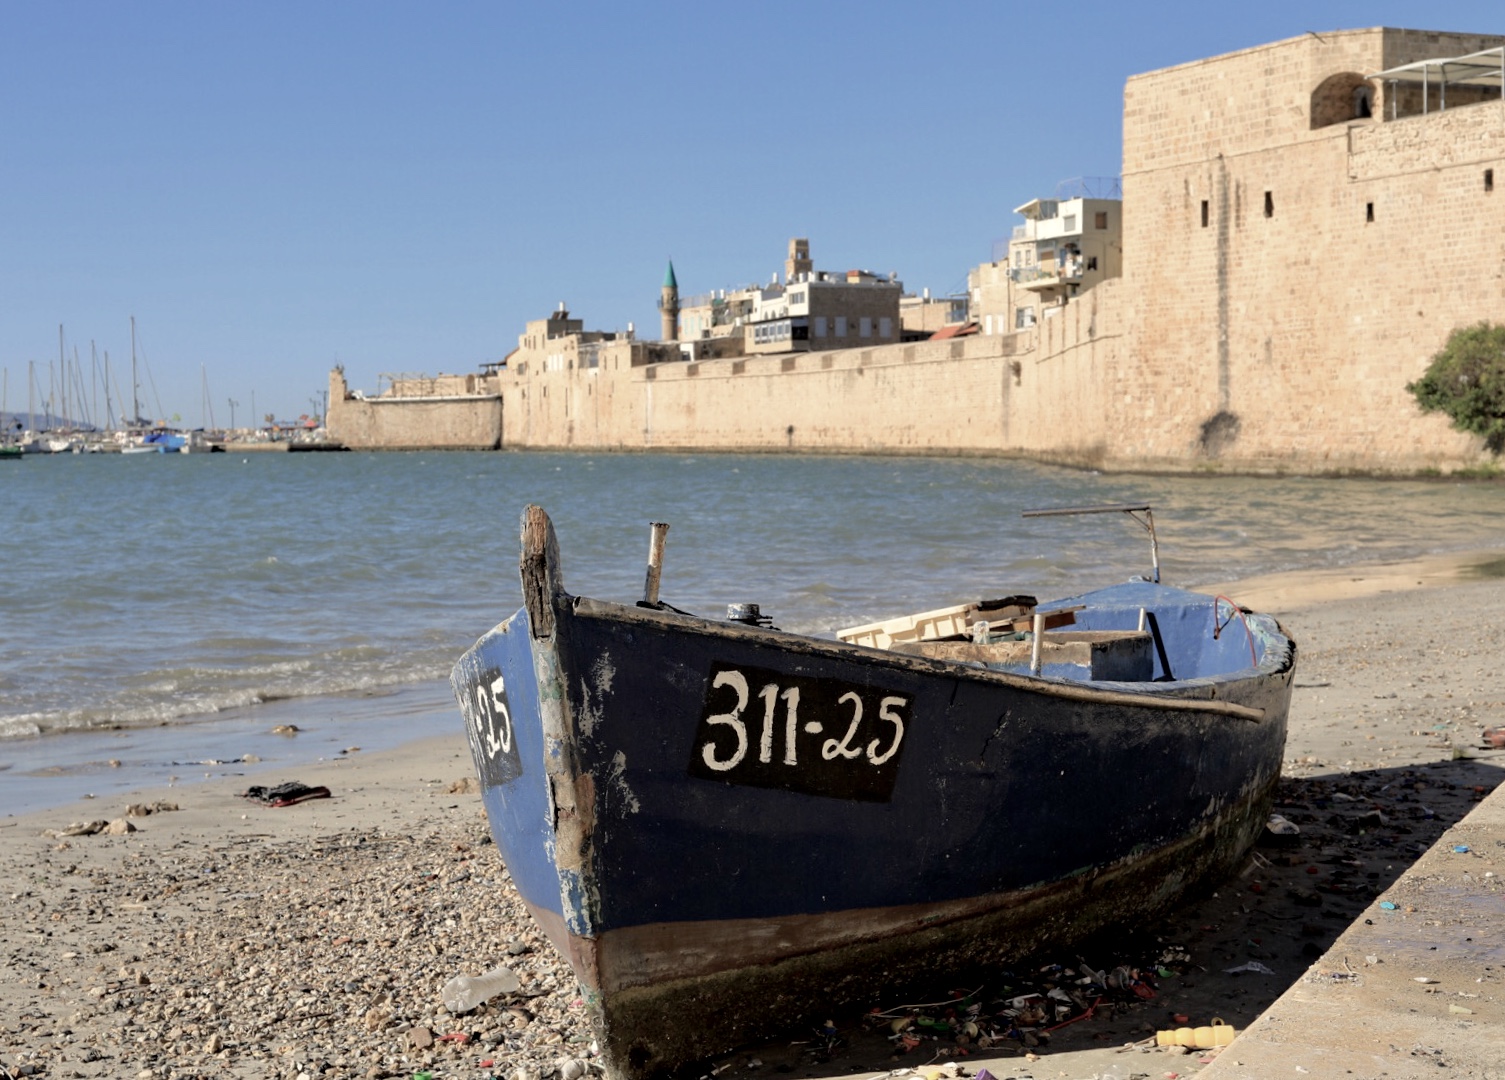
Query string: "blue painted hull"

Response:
xmin=451 ymin=508 xmax=1295 ymax=1079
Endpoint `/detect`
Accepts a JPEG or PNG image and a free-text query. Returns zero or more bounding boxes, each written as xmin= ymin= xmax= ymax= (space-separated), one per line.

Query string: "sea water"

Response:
xmin=3 ymin=450 xmax=1503 ymax=811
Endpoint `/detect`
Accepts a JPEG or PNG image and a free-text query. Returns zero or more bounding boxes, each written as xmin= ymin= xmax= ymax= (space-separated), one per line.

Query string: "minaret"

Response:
xmin=660 ymin=260 xmax=679 ymax=342
xmin=785 ymin=238 xmax=811 ymax=283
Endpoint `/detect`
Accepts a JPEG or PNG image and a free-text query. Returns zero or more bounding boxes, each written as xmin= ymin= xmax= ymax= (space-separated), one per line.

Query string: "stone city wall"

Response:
xmin=328 ymin=369 xmax=502 ymax=451
xmin=488 ymin=282 xmax=1122 ymax=461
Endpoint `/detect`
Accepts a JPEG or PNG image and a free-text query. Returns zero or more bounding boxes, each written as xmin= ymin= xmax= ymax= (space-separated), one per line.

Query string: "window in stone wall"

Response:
xmin=1487 ymin=169 xmax=1495 ymax=193
xmin=1095 ymin=211 xmax=1108 ymax=229
xmin=814 ymin=316 xmax=827 ymax=337
xmin=1366 ymin=202 xmax=1374 ymax=223
xmin=1087 ymin=256 xmax=1098 ymax=271
xmin=1201 ymin=200 xmax=1209 ymax=228
xmin=1264 ymin=192 xmax=1274 ymax=218
xmin=879 ymin=317 xmax=892 ymax=338
xmin=1015 ymin=306 xmax=1036 ymax=329
xmin=859 ymin=317 xmax=872 ymax=338
xmin=835 ymin=316 xmax=847 ymax=337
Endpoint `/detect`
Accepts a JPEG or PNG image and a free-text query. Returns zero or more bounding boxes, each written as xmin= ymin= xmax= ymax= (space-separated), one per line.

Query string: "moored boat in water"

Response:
xmin=451 ymin=505 xmax=1295 ymax=1079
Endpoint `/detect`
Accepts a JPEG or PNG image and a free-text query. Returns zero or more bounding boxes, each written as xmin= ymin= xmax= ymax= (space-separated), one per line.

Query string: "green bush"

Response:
xmin=1408 ymin=322 xmax=1505 ymax=453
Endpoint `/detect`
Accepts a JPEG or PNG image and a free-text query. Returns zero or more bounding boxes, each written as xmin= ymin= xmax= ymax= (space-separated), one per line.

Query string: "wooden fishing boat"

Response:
xmin=451 ymin=505 xmax=1295 ymax=1079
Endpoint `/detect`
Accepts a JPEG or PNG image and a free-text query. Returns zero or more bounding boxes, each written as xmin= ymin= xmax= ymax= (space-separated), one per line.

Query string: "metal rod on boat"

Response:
xmin=1029 ymin=612 xmax=1044 ymax=675
xmin=643 ymin=522 xmax=670 ymax=606
xmin=1137 ymin=607 xmax=1148 ymax=633
xmin=1022 ymin=504 xmax=1160 ymax=584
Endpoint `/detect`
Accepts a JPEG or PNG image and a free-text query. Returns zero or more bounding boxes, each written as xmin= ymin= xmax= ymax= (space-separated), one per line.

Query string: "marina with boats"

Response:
xmin=2 ymin=319 xmax=343 ymax=456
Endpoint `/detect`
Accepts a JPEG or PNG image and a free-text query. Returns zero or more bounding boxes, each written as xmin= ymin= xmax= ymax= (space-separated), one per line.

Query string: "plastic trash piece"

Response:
xmin=1155 ymin=1019 xmax=1237 ymax=1049
xmin=441 ymin=965 xmax=521 ymax=1013
xmin=1453 ymin=844 xmax=1471 ymax=854
xmin=1223 ymin=961 xmax=1275 ymax=976
xmin=1265 ymin=813 xmax=1300 ymax=836
xmin=1379 ymin=901 xmax=1398 ymax=910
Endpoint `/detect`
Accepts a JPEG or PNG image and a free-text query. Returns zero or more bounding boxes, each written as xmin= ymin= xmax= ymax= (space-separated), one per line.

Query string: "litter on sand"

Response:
xmin=241 ymin=781 xmax=331 ymax=807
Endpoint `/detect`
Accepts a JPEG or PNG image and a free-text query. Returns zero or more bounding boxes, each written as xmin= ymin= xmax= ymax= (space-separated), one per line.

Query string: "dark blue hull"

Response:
xmin=451 ymin=507 xmax=1295 ymax=1079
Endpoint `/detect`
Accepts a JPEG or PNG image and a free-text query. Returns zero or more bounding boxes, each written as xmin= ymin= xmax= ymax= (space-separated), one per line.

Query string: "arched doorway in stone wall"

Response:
xmin=1311 ymin=72 xmax=1375 ymax=128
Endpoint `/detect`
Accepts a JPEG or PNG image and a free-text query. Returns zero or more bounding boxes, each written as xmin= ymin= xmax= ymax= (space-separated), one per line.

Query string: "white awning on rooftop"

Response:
xmin=1372 ymin=46 xmax=1505 ymax=89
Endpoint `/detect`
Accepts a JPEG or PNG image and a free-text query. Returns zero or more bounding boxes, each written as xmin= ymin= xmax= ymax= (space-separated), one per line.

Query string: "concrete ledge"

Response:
xmin=1199 ymin=782 xmax=1505 ymax=1079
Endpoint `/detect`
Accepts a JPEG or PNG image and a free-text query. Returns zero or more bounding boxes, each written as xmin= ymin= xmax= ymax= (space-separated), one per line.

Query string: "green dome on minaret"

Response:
xmin=660 ymin=260 xmax=680 ymax=342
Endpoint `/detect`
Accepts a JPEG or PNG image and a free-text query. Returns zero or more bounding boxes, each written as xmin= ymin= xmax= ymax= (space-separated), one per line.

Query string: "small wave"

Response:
xmin=0 ymin=717 xmax=43 ymax=740
xmin=0 ymin=659 xmax=451 ymax=743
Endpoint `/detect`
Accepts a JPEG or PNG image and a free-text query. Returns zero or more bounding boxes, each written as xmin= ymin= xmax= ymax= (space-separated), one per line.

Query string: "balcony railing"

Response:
xmin=1009 ymin=260 xmax=1084 ymax=285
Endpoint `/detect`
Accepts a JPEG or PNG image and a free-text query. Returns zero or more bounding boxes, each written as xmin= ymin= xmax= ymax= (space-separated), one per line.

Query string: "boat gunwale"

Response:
xmin=565 ymin=594 xmax=1286 ymax=723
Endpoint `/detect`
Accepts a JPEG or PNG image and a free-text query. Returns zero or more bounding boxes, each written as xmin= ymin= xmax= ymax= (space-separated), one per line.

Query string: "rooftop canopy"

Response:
xmin=1372 ymin=46 xmax=1504 ymax=90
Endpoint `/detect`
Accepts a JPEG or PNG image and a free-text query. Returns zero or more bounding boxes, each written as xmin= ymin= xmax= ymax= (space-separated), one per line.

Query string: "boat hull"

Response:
xmin=452 ymin=508 xmax=1294 ymax=1079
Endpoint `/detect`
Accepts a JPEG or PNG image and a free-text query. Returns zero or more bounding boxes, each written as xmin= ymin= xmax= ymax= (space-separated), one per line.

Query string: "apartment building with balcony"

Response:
xmin=968 ymin=182 xmax=1123 ymax=335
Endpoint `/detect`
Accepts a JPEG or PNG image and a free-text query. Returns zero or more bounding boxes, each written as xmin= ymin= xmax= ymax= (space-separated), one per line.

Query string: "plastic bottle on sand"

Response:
xmin=441 ymin=965 xmax=520 ymax=1013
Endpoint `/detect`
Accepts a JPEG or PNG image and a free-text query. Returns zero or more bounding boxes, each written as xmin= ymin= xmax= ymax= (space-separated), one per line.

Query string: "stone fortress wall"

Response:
xmin=329 ymin=370 xmax=502 ymax=451
xmin=1113 ymin=27 xmax=1505 ymax=472
xmin=329 ymin=27 xmax=1505 ymax=474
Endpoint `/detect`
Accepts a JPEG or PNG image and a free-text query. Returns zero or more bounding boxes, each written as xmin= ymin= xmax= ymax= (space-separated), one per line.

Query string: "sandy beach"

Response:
xmin=4 ymin=553 xmax=1504 ymax=1080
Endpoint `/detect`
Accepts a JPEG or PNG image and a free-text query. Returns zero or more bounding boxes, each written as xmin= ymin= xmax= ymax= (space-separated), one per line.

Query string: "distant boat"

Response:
xmin=0 ymin=445 xmax=23 ymax=461
xmin=451 ymin=505 xmax=1296 ymax=1080
xmin=121 ymin=430 xmax=187 ymax=454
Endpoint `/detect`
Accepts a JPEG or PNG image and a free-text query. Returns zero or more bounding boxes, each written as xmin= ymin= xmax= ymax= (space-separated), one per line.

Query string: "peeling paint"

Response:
xmin=593 ymin=654 xmax=616 ymax=696
xmin=578 ymin=654 xmax=617 ymax=738
xmin=608 ymin=751 xmax=641 ymax=814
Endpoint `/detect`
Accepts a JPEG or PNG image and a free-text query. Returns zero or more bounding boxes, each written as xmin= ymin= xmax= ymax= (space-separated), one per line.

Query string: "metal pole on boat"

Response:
xmin=1030 ymin=612 xmax=1045 ymax=675
xmin=1022 ymin=504 xmax=1161 ymax=584
xmin=643 ymin=522 xmax=670 ymax=606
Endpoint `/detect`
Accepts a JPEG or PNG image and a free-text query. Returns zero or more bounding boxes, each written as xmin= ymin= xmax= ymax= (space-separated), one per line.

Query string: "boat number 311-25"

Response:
xmin=688 ymin=662 xmax=911 ymax=801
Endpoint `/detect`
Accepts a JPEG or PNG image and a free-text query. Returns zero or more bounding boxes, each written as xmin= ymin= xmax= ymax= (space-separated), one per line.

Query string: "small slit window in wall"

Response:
xmin=1487 ymin=169 xmax=1495 ymax=193
xmin=1366 ymin=202 xmax=1374 ymax=223
xmin=1264 ymin=191 xmax=1274 ymax=218
xmin=1201 ymin=200 xmax=1209 ymax=228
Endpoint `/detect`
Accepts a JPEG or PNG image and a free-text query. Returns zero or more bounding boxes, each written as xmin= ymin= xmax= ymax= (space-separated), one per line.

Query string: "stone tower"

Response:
xmin=785 ymin=238 xmax=812 ymax=283
xmin=659 ymin=261 xmax=679 ymax=342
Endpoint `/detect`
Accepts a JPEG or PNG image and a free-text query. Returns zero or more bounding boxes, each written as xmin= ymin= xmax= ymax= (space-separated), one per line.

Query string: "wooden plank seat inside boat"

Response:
xmin=890 ymin=629 xmax=1156 ymax=681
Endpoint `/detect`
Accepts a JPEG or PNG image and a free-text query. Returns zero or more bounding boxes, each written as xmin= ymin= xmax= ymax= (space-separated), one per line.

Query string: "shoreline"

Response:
xmin=6 ymin=544 xmax=1505 ymax=822
xmin=0 ymin=682 xmax=462 ymax=820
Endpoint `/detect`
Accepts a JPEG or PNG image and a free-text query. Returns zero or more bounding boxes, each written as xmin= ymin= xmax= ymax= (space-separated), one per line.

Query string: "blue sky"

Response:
xmin=2 ymin=1 xmax=1500 ymax=426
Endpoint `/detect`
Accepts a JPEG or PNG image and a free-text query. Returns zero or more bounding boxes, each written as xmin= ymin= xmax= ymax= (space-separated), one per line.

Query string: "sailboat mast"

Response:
xmin=58 ymin=325 xmax=67 ymax=430
xmin=130 ymin=315 xmax=140 ymax=427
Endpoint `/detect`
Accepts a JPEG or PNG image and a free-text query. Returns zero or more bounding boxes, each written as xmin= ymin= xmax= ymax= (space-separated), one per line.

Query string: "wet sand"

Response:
xmin=3 ymin=554 xmax=1504 ymax=1080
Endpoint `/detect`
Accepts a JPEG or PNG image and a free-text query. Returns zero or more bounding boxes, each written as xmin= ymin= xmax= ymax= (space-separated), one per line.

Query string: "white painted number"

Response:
xmin=867 ymin=696 xmax=906 ymax=765
xmin=701 ymin=668 xmax=908 ymax=778
xmin=702 ymin=669 xmax=750 ymax=771
xmin=823 ymin=692 xmax=865 ymax=760
xmin=475 ymin=674 xmax=513 ymax=756
xmin=780 ymin=686 xmax=800 ymax=765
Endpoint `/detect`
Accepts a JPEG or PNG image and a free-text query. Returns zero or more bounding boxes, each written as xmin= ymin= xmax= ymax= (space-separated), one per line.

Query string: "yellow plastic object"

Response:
xmin=1155 ymin=1018 xmax=1237 ymax=1049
